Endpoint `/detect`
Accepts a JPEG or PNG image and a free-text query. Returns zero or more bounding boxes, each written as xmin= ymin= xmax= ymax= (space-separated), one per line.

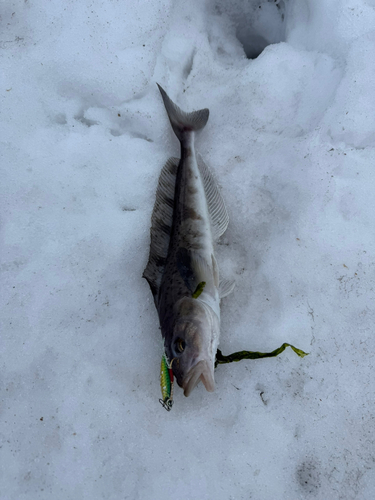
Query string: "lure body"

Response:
xmin=159 ymin=354 xmax=174 ymax=411
xmin=192 ymin=281 xmax=206 ymax=299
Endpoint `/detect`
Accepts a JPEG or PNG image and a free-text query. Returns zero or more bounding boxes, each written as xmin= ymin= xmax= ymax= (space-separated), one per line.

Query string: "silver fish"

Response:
xmin=143 ymin=84 xmax=235 ymax=397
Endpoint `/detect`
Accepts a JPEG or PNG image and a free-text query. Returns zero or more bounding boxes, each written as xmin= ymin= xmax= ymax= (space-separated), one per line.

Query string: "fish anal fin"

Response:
xmin=197 ymin=155 xmax=229 ymax=240
xmin=219 ymin=279 xmax=235 ymax=298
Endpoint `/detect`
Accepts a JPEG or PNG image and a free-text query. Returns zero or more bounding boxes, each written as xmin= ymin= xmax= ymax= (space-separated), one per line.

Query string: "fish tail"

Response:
xmin=157 ymin=83 xmax=209 ymax=141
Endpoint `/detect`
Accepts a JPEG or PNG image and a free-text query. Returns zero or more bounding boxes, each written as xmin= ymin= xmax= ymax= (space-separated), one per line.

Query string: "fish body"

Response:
xmin=144 ymin=85 xmax=234 ymax=397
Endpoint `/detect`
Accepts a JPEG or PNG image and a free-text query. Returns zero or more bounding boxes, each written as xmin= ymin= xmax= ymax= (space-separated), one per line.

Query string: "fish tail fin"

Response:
xmin=157 ymin=83 xmax=209 ymax=141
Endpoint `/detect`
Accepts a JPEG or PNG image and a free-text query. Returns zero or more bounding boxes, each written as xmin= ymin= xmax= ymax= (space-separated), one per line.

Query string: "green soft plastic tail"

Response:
xmin=192 ymin=281 xmax=206 ymax=299
xmin=215 ymin=343 xmax=309 ymax=368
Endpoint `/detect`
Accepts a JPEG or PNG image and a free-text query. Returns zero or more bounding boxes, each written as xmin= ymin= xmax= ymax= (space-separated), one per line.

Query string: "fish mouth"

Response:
xmin=182 ymin=360 xmax=215 ymax=397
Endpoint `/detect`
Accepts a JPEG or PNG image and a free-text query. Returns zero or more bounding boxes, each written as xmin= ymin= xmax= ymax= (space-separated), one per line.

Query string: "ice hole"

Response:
xmin=215 ymin=0 xmax=288 ymax=59
xmin=237 ymin=31 xmax=270 ymax=60
xmin=236 ymin=0 xmax=287 ymax=59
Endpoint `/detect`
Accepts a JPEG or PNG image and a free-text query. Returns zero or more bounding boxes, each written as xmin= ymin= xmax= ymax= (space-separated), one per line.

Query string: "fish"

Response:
xmin=143 ymin=84 xmax=235 ymax=397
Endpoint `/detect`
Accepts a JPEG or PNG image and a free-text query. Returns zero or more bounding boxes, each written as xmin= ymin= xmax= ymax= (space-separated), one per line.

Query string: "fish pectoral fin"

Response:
xmin=189 ymin=251 xmax=213 ymax=284
xmin=176 ymin=248 xmax=213 ymax=292
xmin=219 ymin=279 xmax=235 ymax=298
xmin=197 ymin=154 xmax=229 ymax=240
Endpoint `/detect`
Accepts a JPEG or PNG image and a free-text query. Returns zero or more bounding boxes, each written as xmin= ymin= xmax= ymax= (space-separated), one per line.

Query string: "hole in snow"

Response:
xmin=237 ymin=31 xmax=270 ymax=60
xmin=215 ymin=0 xmax=288 ymax=59
xmin=236 ymin=0 xmax=287 ymax=59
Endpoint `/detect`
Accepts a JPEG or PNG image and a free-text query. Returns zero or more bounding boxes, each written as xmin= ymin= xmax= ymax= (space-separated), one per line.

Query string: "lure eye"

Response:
xmin=176 ymin=338 xmax=186 ymax=353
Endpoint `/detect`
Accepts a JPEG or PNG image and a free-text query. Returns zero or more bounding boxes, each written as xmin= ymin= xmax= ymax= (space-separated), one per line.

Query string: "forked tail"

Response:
xmin=157 ymin=83 xmax=209 ymax=141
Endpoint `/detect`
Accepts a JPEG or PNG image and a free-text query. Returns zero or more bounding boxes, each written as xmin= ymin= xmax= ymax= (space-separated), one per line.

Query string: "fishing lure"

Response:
xmin=215 ymin=342 xmax=309 ymax=368
xmin=159 ymin=353 xmax=174 ymax=411
xmin=192 ymin=281 xmax=206 ymax=299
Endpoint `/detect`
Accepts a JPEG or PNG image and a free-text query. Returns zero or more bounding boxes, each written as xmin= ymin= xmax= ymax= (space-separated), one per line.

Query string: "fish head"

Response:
xmin=166 ymin=297 xmax=219 ymax=397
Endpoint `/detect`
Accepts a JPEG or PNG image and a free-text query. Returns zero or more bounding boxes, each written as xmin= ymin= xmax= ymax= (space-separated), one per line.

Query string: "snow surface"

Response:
xmin=1 ymin=0 xmax=375 ymax=498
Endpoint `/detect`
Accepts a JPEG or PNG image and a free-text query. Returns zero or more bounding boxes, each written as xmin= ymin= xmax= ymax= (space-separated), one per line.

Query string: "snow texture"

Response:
xmin=1 ymin=0 xmax=375 ymax=498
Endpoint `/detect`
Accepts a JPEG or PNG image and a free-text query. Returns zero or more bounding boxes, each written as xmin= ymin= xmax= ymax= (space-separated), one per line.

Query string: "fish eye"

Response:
xmin=175 ymin=338 xmax=186 ymax=354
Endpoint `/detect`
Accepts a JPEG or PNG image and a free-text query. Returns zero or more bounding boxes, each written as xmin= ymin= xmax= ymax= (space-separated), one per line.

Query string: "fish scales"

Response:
xmin=143 ymin=84 xmax=235 ymax=398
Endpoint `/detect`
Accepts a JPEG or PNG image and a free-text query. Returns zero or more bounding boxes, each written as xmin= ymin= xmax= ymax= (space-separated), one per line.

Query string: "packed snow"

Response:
xmin=1 ymin=0 xmax=375 ymax=498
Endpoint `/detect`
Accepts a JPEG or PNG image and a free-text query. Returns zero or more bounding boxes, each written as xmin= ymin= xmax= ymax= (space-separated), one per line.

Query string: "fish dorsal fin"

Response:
xmin=219 ymin=279 xmax=235 ymax=298
xmin=143 ymin=157 xmax=179 ymax=300
xmin=197 ymin=155 xmax=229 ymax=240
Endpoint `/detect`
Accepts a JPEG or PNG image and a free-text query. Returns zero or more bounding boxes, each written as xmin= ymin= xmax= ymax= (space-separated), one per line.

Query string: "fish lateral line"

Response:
xmin=215 ymin=343 xmax=309 ymax=368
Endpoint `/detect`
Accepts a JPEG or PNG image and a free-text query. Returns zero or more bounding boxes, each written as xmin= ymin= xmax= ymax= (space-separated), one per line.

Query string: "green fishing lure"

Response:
xmin=215 ymin=342 xmax=309 ymax=368
xmin=159 ymin=354 xmax=174 ymax=411
xmin=192 ymin=281 xmax=206 ymax=299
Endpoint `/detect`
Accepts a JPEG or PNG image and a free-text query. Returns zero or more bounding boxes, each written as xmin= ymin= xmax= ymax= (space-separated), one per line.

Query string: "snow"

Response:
xmin=1 ymin=0 xmax=375 ymax=498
